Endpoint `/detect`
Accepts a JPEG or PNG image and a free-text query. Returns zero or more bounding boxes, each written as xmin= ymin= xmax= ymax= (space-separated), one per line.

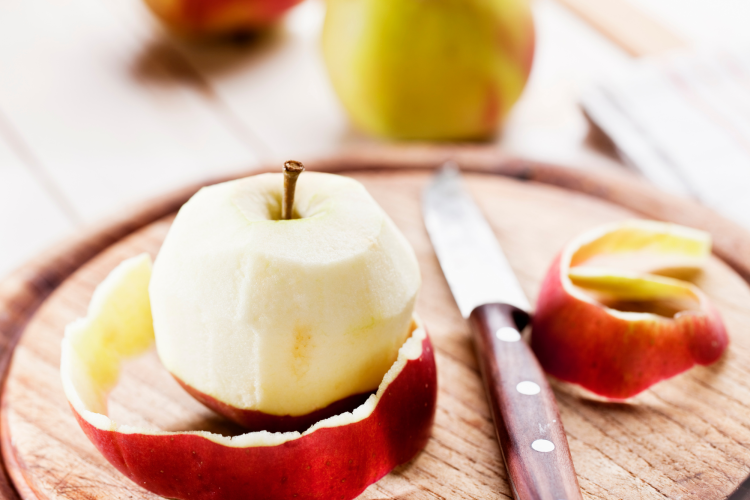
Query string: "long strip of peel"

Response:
xmin=531 ymin=219 xmax=726 ymax=400
xmin=60 ymin=254 xmax=427 ymax=447
xmin=62 ymin=254 xmax=155 ymax=417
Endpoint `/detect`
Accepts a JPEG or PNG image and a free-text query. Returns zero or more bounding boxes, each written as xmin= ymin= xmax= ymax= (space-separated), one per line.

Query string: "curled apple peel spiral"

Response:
xmin=61 ymin=169 xmax=437 ymax=500
xmin=62 ymin=254 xmax=437 ymax=500
xmin=531 ymin=220 xmax=728 ymax=400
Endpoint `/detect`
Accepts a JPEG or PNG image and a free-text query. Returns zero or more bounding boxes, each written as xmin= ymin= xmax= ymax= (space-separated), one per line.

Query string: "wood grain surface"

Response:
xmin=553 ymin=0 xmax=686 ymax=57
xmin=2 ymin=150 xmax=750 ymax=500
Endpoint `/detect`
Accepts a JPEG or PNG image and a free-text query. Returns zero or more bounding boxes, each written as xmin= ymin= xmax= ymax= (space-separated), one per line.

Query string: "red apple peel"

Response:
xmin=61 ymin=255 xmax=437 ymax=500
xmin=531 ymin=221 xmax=728 ymax=400
xmin=69 ymin=330 xmax=435 ymax=500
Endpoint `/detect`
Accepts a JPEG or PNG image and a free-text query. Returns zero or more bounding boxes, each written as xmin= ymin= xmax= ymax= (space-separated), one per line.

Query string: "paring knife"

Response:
xmin=423 ymin=164 xmax=583 ymax=500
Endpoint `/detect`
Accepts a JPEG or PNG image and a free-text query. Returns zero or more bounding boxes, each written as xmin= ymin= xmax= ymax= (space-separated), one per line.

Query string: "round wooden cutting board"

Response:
xmin=2 ymin=148 xmax=750 ymax=500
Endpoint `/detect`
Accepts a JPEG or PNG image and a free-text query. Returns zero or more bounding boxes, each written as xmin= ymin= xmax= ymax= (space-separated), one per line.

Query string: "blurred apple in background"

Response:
xmin=322 ymin=0 xmax=535 ymax=141
xmin=144 ymin=0 xmax=304 ymax=37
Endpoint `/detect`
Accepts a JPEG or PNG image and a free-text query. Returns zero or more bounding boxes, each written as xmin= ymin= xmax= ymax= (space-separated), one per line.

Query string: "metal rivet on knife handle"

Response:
xmin=496 ymin=327 xmax=521 ymax=342
xmin=516 ymin=381 xmax=541 ymax=395
xmin=532 ymin=440 xmax=556 ymax=453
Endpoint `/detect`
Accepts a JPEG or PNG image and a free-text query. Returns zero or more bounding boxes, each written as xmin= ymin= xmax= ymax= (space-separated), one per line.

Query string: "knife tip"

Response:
xmin=424 ymin=161 xmax=463 ymax=203
xmin=438 ymin=160 xmax=460 ymax=176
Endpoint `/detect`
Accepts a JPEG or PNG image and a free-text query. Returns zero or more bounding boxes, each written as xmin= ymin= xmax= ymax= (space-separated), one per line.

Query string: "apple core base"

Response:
xmin=174 ymin=376 xmax=376 ymax=433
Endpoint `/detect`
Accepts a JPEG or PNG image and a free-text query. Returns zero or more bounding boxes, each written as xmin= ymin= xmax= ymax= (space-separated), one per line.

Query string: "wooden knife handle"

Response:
xmin=469 ymin=303 xmax=582 ymax=500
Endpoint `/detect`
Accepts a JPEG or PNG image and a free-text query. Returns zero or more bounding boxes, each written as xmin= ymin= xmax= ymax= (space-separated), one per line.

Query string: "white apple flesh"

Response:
xmin=149 ymin=172 xmax=422 ymax=428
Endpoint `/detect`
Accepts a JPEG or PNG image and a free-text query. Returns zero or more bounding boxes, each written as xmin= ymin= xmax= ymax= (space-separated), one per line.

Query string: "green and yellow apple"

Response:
xmin=62 ymin=254 xmax=437 ymax=500
xmin=322 ymin=0 xmax=535 ymax=140
xmin=144 ymin=0 xmax=302 ymax=38
xmin=531 ymin=220 xmax=728 ymax=400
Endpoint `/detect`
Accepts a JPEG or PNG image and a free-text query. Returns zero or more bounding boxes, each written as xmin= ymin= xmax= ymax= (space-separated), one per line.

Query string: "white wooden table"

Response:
xmin=1 ymin=0 xmax=748 ymax=279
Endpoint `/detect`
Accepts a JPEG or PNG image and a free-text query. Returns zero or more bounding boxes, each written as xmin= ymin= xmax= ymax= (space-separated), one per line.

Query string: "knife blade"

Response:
xmin=423 ymin=165 xmax=531 ymax=318
xmin=423 ymin=163 xmax=583 ymax=500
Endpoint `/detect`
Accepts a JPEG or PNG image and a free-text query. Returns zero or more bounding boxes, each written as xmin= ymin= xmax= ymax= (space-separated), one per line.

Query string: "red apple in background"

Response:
xmin=61 ymin=254 xmax=437 ymax=500
xmin=144 ymin=0 xmax=302 ymax=37
xmin=531 ymin=220 xmax=728 ymax=400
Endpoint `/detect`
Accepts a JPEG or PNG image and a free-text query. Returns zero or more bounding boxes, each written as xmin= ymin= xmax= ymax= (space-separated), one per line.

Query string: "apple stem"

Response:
xmin=282 ymin=160 xmax=305 ymax=220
